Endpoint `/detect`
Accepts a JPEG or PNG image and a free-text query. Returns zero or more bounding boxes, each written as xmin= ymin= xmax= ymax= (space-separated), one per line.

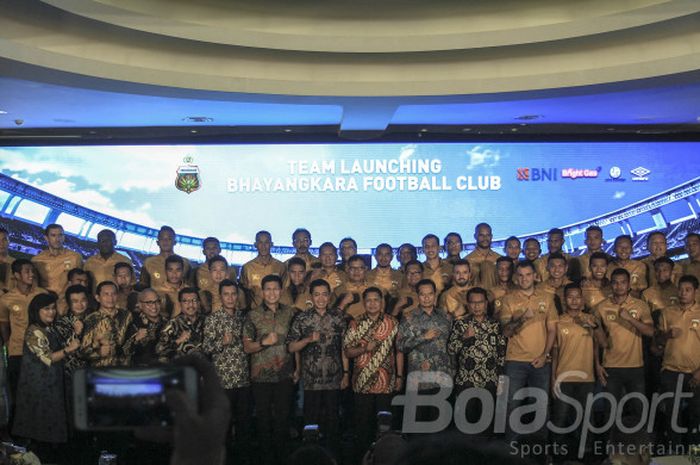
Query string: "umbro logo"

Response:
xmin=630 ymin=166 xmax=650 ymax=181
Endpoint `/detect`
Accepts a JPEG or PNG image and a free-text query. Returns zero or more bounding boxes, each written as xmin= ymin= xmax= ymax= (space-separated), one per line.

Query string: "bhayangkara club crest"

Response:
xmin=175 ymin=156 xmax=201 ymax=194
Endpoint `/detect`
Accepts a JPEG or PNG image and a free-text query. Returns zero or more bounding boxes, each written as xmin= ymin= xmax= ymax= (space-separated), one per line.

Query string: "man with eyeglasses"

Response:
xmin=286 ymin=228 xmax=320 ymax=270
xmin=123 ymin=288 xmax=165 ymax=366
xmin=156 ymin=287 xmax=206 ymax=362
xmin=448 ymin=287 xmax=506 ymax=435
xmin=391 ymin=260 xmax=423 ymax=318
xmin=333 ymin=254 xmax=371 ymax=319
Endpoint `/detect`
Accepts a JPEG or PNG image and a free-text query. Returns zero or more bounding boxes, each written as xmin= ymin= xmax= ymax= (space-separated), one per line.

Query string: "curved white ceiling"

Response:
xmin=0 ymin=0 xmax=696 ymax=97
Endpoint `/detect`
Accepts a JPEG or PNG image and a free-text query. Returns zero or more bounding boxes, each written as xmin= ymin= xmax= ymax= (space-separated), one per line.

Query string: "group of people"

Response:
xmin=0 ymin=222 xmax=699 ymax=465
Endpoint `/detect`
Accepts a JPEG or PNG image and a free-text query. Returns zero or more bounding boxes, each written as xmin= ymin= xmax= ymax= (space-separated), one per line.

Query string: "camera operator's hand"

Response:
xmin=136 ymin=355 xmax=230 ymax=465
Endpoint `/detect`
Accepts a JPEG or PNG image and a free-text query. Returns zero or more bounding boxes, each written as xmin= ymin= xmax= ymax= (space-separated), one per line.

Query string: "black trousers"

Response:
xmin=550 ymin=381 xmax=595 ymax=462
xmin=660 ymin=370 xmax=700 ymax=446
xmin=6 ymin=355 xmax=21 ymax=425
xmin=225 ymin=386 xmax=252 ymax=462
xmin=353 ymin=393 xmax=392 ymax=459
xmin=604 ymin=367 xmax=645 ymax=426
xmin=252 ymin=380 xmax=293 ymax=465
xmin=304 ymin=389 xmax=340 ymax=457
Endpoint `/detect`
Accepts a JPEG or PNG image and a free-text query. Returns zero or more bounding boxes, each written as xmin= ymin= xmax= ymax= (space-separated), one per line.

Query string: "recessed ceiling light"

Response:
xmin=420 ymin=128 xmax=428 ymax=133
xmin=190 ymin=129 xmax=198 ymax=134
xmin=284 ymin=129 xmax=292 ymax=133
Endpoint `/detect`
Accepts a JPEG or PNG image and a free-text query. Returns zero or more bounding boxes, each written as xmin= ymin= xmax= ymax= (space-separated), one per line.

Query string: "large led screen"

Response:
xmin=0 ymin=143 xmax=698 ymax=256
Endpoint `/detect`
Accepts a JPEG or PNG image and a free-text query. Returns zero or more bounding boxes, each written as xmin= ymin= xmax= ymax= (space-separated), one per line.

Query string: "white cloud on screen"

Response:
xmin=0 ymin=146 xmax=195 ymax=193
xmin=16 ymin=176 xmax=162 ymax=228
xmin=399 ymin=144 xmax=417 ymax=160
xmin=465 ymin=146 xmax=500 ymax=170
xmin=222 ymin=232 xmax=253 ymax=244
xmin=613 ymin=191 xmax=626 ymax=199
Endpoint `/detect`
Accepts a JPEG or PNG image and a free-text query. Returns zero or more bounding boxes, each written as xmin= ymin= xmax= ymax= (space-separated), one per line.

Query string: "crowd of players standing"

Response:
xmin=0 ymin=223 xmax=699 ymax=465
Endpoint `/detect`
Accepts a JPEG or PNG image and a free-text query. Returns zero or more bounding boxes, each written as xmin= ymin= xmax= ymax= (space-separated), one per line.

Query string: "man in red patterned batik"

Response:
xmin=344 ymin=286 xmax=400 ymax=461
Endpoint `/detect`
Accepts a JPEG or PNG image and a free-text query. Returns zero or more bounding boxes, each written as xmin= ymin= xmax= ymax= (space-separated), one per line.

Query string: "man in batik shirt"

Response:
xmin=122 ymin=288 xmax=165 ymax=366
xmin=448 ymin=287 xmax=506 ymax=435
xmin=243 ymin=274 xmax=295 ymax=465
xmin=288 ymin=279 xmax=349 ymax=459
xmin=344 ymin=286 xmax=400 ymax=459
xmin=156 ymin=287 xmax=205 ymax=362
xmin=81 ymin=281 xmax=133 ymax=367
xmin=203 ymin=279 xmax=251 ymax=463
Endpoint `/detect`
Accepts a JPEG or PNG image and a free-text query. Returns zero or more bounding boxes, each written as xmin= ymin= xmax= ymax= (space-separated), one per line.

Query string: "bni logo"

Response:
xmin=517 ymin=168 xmax=557 ymax=181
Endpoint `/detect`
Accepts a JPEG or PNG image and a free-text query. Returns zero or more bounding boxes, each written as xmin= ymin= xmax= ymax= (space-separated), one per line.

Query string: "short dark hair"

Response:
xmin=421 ymin=234 xmax=439 ymax=246
xmin=68 ymin=267 xmax=87 ymax=281
xmin=178 ymin=287 xmax=199 ymax=303
xmin=319 ymin=241 xmax=337 ymax=254
xmin=610 ymin=267 xmax=631 ymax=281
xmin=496 ymin=256 xmax=514 ymax=267
xmin=515 ymin=260 xmax=536 ymax=273
xmin=28 ymin=293 xmax=58 ymax=327
xmin=653 ymin=256 xmax=674 ymax=269
xmin=405 ymin=259 xmax=424 ymax=272
xmin=375 ymin=243 xmax=393 ymax=255
xmin=11 ymin=258 xmax=32 ymax=275
xmin=452 ymin=259 xmax=471 ymax=270
xmin=309 ymin=278 xmax=331 ymax=294
xmin=44 ymin=223 xmax=63 ymax=236
xmin=415 ymin=278 xmax=436 ymax=293
xmin=474 ymin=222 xmax=492 ymax=234
xmin=504 ymin=236 xmax=520 ymax=246
xmin=165 ymin=254 xmax=185 ymax=269
xmin=287 ymin=257 xmax=307 ymax=270
xmin=65 ymin=284 xmax=90 ymax=308
xmin=208 ymin=255 xmax=228 ymax=270
xmin=444 ymin=232 xmax=462 ymax=244
xmin=523 ymin=237 xmax=541 ymax=248
xmin=679 ymin=274 xmax=699 ymax=289
xmin=590 ymin=251 xmax=610 ymax=266
xmin=614 ymin=235 xmax=633 ymax=247
xmin=646 ymin=231 xmax=666 ymax=245
xmin=398 ymin=243 xmax=417 ymax=259
xmin=158 ymin=225 xmax=175 ymax=238
xmin=563 ymin=282 xmax=582 ymax=296
xmin=347 ymin=254 xmax=366 ymax=267
xmin=255 ymin=230 xmax=272 ymax=242
xmin=339 ymin=237 xmax=357 ymax=249
xmin=292 ymin=228 xmax=311 ymax=241
xmin=686 ymin=232 xmax=700 ymax=243
xmin=261 ymin=274 xmax=283 ymax=289
xmin=97 ymin=229 xmax=116 ymax=240
xmin=96 ymin=280 xmax=118 ymax=295
xmin=548 ymin=228 xmax=564 ymax=238
xmin=466 ymin=287 xmax=488 ymax=302
xmin=547 ymin=252 xmax=567 ymax=265
xmin=114 ymin=262 xmax=133 ymax=275
xmin=218 ymin=278 xmax=238 ymax=294
xmin=362 ymin=286 xmax=383 ymax=300
xmin=585 ymin=225 xmax=603 ymax=236
xmin=202 ymin=236 xmax=220 ymax=248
